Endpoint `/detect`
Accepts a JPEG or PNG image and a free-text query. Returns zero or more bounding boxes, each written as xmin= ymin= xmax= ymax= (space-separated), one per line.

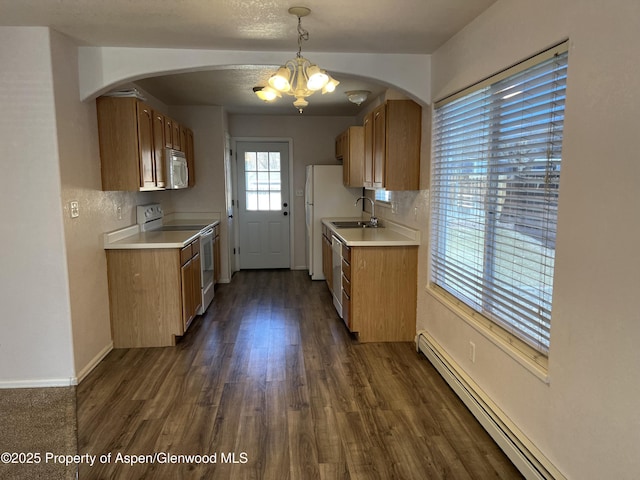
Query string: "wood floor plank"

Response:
xmin=77 ymin=270 xmax=523 ymax=480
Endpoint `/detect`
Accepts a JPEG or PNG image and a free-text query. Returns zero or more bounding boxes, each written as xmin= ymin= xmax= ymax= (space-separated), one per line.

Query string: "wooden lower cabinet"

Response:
xmin=106 ymin=238 xmax=201 ymax=348
xmin=343 ymin=244 xmax=418 ymax=342
xmin=180 ymin=238 xmax=202 ymax=331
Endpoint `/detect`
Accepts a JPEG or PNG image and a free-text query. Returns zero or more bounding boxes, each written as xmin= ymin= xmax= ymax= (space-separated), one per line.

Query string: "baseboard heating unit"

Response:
xmin=416 ymin=331 xmax=565 ymax=480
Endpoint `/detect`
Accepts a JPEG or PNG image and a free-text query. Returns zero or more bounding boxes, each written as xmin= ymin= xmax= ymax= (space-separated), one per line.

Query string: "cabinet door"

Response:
xmin=181 ymin=259 xmax=194 ymax=330
xmin=152 ymin=111 xmax=166 ymax=188
xmin=349 ymin=246 xmax=418 ymax=342
xmin=164 ymin=118 xmax=173 ymax=148
xmin=172 ymin=121 xmax=182 ymax=151
xmin=344 ymin=126 xmax=364 ymax=188
xmin=372 ymin=104 xmax=386 ymax=188
xmin=363 ymin=112 xmax=374 ymax=188
xmin=136 ymin=102 xmax=155 ymax=189
xmin=384 ymin=100 xmax=422 ymax=191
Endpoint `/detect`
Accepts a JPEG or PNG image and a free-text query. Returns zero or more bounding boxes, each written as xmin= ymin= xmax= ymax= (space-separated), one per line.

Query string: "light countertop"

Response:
xmin=104 ymin=214 xmax=219 ymax=250
xmin=322 ymin=217 xmax=420 ymax=247
xmin=104 ymin=228 xmax=203 ymax=249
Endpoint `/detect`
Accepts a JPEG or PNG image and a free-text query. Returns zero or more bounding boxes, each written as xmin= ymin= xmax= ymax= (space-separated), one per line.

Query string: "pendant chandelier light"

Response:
xmin=254 ymin=6 xmax=339 ymax=113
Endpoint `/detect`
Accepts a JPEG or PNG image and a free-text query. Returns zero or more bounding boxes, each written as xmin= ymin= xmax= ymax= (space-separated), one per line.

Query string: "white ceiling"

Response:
xmin=0 ymin=0 xmax=497 ymax=115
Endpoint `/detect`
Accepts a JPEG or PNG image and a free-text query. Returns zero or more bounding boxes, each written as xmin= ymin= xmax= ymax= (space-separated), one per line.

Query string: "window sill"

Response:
xmin=425 ymin=284 xmax=550 ymax=384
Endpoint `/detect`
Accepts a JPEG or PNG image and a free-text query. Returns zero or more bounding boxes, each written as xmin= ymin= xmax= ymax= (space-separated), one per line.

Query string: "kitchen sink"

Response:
xmin=331 ymin=220 xmax=380 ymax=229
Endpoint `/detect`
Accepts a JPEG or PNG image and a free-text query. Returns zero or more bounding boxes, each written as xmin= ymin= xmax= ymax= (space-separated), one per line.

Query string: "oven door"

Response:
xmin=199 ymin=227 xmax=215 ymax=314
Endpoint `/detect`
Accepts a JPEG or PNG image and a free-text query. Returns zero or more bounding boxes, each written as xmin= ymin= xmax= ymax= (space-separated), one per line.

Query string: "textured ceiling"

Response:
xmin=0 ymin=0 xmax=497 ymax=115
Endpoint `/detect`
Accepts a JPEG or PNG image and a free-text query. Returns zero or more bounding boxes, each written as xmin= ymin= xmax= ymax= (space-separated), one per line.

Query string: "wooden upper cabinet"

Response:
xmin=336 ymin=126 xmax=365 ymax=188
xmin=363 ymin=99 xmax=422 ymax=191
xmin=97 ymin=97 xmax=195 ymax=191
xmin=152 ymin=111 xmax=166 ymax=188
xmin=363 ymin=112 xmax=374 ymax=188
xmin=164 ymin=117 xmax=173 ymax=148
xmin=172 ymin=120 xmax=182 ymax=151
xmin=136 ymin=103 xmax=155 ymax=189
xmin=372 ymin=104 xmax=386 ymax=188
xmin=163 ymin=116 xmax=183 ymax=151
xmin=97 ymin=97 xmax=163 ymax=191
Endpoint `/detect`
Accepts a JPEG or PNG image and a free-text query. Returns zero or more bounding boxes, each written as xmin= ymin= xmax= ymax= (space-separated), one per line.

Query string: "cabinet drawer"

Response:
xmin=342 ymin=273 xmax=351 ymax=296
xmin=180 ymin=245 xmax=192 ymax=265
xmin=342 ymin=258 xmax=351 ymax=280
xmin=342 ymin=289 xmax=351 ymax=330
xmin=190 ymin=237 xmax=200 ymax=254
xmin=342 ymin=243 xmax=351 ymax=262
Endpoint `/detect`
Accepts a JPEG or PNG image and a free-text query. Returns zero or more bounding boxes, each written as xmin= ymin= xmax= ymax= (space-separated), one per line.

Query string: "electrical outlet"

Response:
xmin=70 ymin=201 xmax=79 ymax=218
xmin=469 ymin=341 xmax=476 ymax=363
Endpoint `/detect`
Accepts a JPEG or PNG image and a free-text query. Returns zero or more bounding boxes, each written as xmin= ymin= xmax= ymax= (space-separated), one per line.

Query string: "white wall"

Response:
xmin=228 ymin=115 xmax=356 ymax=269
xmin=50 ymin=30 xmax=154 ymax=380
xmin=424 ymin=1 xmax=640 ymax=478
xmin=0 ymin=28 xmax=76 ymax=386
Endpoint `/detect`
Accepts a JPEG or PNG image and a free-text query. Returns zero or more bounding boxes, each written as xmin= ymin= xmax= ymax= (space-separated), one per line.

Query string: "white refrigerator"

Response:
xmin=305 ymin=165 xmax=362 ymax=280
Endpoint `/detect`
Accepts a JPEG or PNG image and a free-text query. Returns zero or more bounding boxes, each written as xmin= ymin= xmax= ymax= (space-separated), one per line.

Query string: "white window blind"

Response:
xmin=430 ymin=42 xmax=568 ymax=356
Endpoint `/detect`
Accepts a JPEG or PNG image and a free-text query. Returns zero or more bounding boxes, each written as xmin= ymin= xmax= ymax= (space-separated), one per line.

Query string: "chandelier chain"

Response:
xmin=296 ymin=15 xmax=309 ymax=58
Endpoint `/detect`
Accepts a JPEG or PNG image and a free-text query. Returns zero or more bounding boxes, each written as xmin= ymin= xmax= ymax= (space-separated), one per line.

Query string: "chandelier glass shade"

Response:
xmin=255 ymin=7 xmax=339 ymax=113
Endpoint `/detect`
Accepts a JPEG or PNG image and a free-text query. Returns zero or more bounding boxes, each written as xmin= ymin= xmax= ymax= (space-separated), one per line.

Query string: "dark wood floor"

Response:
xmin=77 ymin=270 xmax=523 ymax=479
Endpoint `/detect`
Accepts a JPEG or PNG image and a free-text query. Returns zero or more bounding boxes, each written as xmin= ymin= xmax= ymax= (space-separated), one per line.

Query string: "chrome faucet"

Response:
xmin=355 ymin=196 xmax=378 ymax=227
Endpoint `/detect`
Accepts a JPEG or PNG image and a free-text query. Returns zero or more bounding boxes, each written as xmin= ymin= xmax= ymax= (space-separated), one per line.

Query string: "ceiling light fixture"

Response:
xmin=254 ymin=7 xmax=339 ymax=113
xmin=345 ymin=90 xmax=371 ymax=106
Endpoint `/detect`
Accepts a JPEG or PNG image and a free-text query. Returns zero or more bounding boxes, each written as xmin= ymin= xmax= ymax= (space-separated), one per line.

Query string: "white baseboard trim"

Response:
xmin=416 ymin=330 xmax=565 ymax=480
xmin=0 ymin=342 xmax=114 ymax=390
xmin=76 ymin=342 xmax=113 ymax=384
xmin=0 ymin=378 xmax=77 ymax=389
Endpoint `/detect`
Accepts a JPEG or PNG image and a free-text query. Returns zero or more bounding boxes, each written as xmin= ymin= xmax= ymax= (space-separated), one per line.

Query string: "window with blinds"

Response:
xmin=375 ymin=189 xmax=391 ymax=203
xmin=430 ymin=42 xmax=568 ymax=356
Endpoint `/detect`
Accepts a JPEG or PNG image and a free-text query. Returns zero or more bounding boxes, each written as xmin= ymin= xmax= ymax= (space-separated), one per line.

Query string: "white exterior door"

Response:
xmin=237 ymin=141 xmax=290 ymax=269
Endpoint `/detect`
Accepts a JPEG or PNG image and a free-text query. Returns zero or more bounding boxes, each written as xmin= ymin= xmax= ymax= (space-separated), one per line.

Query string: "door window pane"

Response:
xmin=245 ymin=151 xmax=282 ymax=211
xmin=245 ymin=152 xmax=256 ymax=171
